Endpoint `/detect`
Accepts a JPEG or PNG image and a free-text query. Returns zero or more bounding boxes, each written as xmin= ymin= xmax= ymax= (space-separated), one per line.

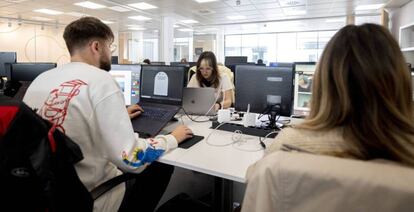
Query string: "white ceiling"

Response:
xmin=0 ymin=0 xmax=388 ymax=32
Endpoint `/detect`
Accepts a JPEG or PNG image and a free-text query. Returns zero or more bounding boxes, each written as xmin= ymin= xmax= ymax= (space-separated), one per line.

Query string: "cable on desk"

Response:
xmin=180 ymin=107 xmax=213 ymax=123
xmin=205 ymin=122 xmax=236 ymax=147
xmin=258 ymin=131 xmax=279 ymax=149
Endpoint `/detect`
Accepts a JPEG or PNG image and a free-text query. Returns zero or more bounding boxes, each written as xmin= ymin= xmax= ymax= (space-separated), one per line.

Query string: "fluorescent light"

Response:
xmin=194 ymin=32 xmax=206 ymax=35
xmin=178 ymin=28 xmax=194 ymax=32
xmin=128 ymin=27 xmax=146 ymax=30
xmin=128 ymin=15 xmax=151 ymax=21
xmin=32 ymin=16 xmax=53 ymax=21
xmin=65 ymin=12 xmax=89 ymax=17
xmin=128 ymin=2 xmax=157 ymax=10
xmin=194 ymin=0 xmax=218 ymax=2
xmin=227 ymin=15 xmax=246 ymax=20
xmin=325 ymin=18 xmax=345 ymax=23
xmin=74 ymin=1 xmax=106 ymax=9
xmin=33 ymin=9 xmax=63 ymax=15
xmin=108 ymin=6 xmax=131 ymax=12
xmin=102 ymin=20 xmax=114 ymax=24
xmin=355 ymin=4 xmax=384 ymax=11
xmin=173 ymin=24 xmax=180 ymax=28
xmin=181 ymin=19 xmax=198 ymax=24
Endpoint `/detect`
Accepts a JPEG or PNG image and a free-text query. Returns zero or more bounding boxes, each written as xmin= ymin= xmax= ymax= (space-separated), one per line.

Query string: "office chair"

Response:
xmin=0 ymin=99 xmax=134 ymax=211
xmin=242 ymin=151 xmax=414 ymax=212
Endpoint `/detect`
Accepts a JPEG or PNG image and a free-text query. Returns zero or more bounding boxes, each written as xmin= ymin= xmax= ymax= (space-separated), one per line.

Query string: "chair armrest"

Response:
xmin=90 ymin=173 xmax=137 ymax=200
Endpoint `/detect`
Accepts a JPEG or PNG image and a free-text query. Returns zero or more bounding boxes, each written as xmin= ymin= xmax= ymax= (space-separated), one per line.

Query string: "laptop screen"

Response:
xmin=140 ymin=65 xmax=185 ymax=105
xmin=110 ymin=64 xmax=141 ymax=105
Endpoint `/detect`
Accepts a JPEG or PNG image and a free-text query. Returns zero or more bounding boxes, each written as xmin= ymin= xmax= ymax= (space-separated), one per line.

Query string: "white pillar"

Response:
xmin=131 ymin=31 xmax=144 ymax=63
xmin=216 ymin=28 xmax=225 ymax=64
xmin=160 ymin=16 xmax=175 ymax=65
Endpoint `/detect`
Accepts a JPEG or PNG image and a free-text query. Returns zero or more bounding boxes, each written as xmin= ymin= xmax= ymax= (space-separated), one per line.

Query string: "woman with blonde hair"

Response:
xmin=258 ymin=24 xmax=414 ymax=166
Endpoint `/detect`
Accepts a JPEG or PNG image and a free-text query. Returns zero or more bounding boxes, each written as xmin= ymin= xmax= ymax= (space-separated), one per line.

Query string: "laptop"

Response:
xmin=132 ymin=65 xmax=186 ymax=137
xmin=182 ymin=87 xmax=217 ymax=116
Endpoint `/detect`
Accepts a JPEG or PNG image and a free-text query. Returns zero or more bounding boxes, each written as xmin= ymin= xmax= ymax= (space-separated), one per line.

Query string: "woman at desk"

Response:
xmin=250 ymin=24 xmax=414 ymax=169
xmin=187 ymin=51 xmax=233 ymax=111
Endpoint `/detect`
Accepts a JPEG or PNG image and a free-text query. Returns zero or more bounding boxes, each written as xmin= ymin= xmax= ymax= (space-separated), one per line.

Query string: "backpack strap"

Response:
xmin=47 ymin=124 xmax=57 ymax=153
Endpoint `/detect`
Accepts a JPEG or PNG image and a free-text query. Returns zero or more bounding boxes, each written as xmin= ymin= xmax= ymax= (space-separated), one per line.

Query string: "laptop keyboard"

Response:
xmin=140 ymin=106 xmax=173 ymax=121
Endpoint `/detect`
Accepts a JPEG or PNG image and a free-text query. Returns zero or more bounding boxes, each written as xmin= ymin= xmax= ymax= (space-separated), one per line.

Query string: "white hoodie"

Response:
xmin=23 ymin=62 xmax=177 ymax=211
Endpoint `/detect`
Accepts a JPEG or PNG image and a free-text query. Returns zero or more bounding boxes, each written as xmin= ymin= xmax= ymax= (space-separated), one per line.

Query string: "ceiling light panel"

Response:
xmin=181 ymin=19 xmax=199 ymax=24
xmin=227 ymin=15 xmax=246 ymax=20
xmin=128 ymin=2 xmax=158 ymax=10
xmin=128 ymin=27 xmax=146 ymax=30
xmin=355 ymin=4 xmax=385 ymax=11
xmin=178 ymin=28 xmax=194 ymax=32
xmin=128 ymin=15 xmax=151 ymax=21
xmin=74 ymin=1 xmax=106 ymax=9
xmin=33 ymin=9 xmax=63 ymax=15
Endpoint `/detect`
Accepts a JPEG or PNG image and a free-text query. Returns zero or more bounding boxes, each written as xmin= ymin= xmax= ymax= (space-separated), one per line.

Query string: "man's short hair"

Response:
xmin=63 ymin=17 xmax=114 ymax=55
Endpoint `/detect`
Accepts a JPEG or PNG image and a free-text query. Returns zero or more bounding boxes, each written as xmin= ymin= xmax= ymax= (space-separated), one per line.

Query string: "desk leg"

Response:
xmin=213 ymin=177 xmax=233 ymax=212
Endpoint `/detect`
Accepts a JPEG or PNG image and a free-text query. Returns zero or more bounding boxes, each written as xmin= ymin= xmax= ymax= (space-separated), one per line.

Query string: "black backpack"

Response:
xmin=0 ymin=99 xmax=93 ymax=211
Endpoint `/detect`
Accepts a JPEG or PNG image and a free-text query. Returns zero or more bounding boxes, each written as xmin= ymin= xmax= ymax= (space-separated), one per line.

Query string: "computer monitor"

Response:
xmin=235 ymin=65 xmax=294 ymax=120
xmin=188 ymin=62 xmax=197 ymax=67
xmin=269 ymin=62 xmax=293 ymax=68
xmin=140 ymin=65 xmax=185 ymax=105
xmin=9 ymin=63 xmax=56 ymax=81
xmin=170 ymin=62 xmax=189 ymax=67
xmin=0 ymin=52 xmax=16 ymax=77
xmin=151 ymin=61 xmax=166 ymax=66
xmin=5 ymin=63 xmax=56 ymax=100
xmin=293 ymin=62 xmax=316 ymax=114
xmin=225 ymin=56 xmax=248 ymax=67
xmin=109 ymin=64 xmax=141 ymax=105
xmin=111 ymin=56 xmax=119 ymax=64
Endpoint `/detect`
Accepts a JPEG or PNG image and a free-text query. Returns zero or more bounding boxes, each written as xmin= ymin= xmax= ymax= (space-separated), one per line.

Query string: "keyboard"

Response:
xmin=140 ymin=106 xmax=173 ymax=121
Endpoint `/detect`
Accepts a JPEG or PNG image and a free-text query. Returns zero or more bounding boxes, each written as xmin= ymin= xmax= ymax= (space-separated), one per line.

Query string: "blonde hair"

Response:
xmin=299 ymin=24 xmax=414 ymax=166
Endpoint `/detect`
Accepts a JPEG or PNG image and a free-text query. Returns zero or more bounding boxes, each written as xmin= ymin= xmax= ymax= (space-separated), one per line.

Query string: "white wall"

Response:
xmin=390 ymin=0 xmax=414 ymax=64
xmin=0 ymin=22 xmax=119 ymax=65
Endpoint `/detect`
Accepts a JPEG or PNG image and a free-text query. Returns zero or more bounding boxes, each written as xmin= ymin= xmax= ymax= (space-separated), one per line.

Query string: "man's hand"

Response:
xmin=127 ymin=104 xmax=144 ymax=119
xmin=171 ymin=125 xmax=193 ymax=143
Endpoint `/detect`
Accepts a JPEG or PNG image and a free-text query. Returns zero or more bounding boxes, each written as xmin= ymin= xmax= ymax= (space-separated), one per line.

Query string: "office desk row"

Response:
xmin=158 ymin=115 xmax=301 ymax=212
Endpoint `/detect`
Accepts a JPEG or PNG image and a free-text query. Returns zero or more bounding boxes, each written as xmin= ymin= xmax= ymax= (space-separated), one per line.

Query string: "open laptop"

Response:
xmin=182 ymin=87 xmax=217 ymax=116
xmin=132 ymin=65 xmax=186 ymax=137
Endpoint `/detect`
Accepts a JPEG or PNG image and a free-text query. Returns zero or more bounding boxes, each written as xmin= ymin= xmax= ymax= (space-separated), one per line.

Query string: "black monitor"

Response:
xmin=188 ymin=62 xmax=197 ymax=67
xmin=111 ymin=56 xmax=119 ymax=64
xmin=235 ymin=65 xmax=294 ymax=124
xmin=170 ymin=62 xmax=189 ymax=67
xmin=140 ymin=65 xmax=185 ymax=105
xmin=269 ymin=62 xmax=293 ymax=68
xmin=109 ymin=64 xmax=141 ymax=105
xmin=225 ymin=56 xmax=248 ymax=67
xmin=151 ymin=61 xmax=166 ymax=65
xmin=0 ymin=52 xmax=16 ymax=77
xmin=9 ymin=63 xmax=56 ymax=81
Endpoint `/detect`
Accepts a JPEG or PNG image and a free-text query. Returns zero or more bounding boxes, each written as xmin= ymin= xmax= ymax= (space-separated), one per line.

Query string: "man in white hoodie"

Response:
xmin=23 ymin=17 xmax=193 ymax=211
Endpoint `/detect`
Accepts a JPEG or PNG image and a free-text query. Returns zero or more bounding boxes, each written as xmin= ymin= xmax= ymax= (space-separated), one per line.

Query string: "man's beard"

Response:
xmin=99 ymin=55 xmax=111 ymax=71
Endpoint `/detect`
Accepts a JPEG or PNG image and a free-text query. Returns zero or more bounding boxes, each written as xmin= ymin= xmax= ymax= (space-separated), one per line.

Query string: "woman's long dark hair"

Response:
xmin=196 ymin=51 xmax=220 ymax=88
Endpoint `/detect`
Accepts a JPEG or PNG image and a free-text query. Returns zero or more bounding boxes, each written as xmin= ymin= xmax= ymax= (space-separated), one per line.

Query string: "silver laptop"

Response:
xmin=183 ymin=87 xmax=217 ymax=116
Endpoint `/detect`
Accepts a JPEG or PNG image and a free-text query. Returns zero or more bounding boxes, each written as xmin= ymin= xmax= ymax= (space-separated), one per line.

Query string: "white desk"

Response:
xmin=160 ymin=117 xmax=264 ymax=183
xmin=158 ymin=116 xmax=302 ymax=211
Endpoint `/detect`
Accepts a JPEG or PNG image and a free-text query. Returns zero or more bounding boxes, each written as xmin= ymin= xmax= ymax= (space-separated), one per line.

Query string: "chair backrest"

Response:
xmin=0 ymin=100 xmax=93 ymax=211
xmin=242 ymin=151 xmax=414 ymax=212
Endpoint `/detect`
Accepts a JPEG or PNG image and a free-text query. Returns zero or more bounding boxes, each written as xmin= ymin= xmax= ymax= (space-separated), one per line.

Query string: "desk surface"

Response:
xmin=158 ymin=116 xmax=302 ymax=183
